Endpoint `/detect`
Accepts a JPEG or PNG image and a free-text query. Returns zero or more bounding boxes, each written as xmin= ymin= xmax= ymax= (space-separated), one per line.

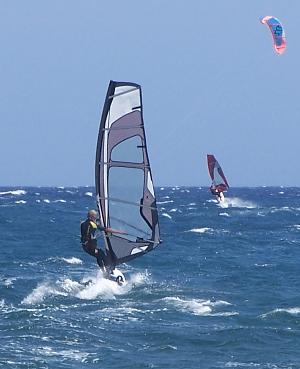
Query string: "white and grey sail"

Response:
xmin=95 ymin=81 xmax=161 ymax=268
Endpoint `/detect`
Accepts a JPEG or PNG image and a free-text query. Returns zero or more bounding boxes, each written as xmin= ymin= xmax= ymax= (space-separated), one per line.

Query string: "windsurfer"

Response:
xmin=80 ymin=210 xmax=123 ymax=274
xmin=210 ymin=186 xmax=224 ymax=203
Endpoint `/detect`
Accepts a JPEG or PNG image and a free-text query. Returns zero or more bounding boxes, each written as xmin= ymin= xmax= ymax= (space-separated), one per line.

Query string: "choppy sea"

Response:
xmin=1 ymin=186 xmax=300 ymax=369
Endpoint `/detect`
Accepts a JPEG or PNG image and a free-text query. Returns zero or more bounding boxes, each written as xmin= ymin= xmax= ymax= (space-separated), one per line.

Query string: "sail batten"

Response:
xmin=95 ymin=80 xmax=161 ymax=268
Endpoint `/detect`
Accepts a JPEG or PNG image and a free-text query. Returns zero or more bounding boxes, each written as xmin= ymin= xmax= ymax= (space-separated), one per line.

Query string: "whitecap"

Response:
xmin=84 ymin=192 xmax=93 ymax=197
xmin=187 ymin=227 xmax=213 ymax=233
xmin=22 ymin=281 xmax=67 ymax=304
xmin=0 ymin=189 xmax=26 ymax=196
xmin=22 ymin=271 xmax=148 ymax=304
xmin=162 ymin=213 xmax=172 ymax=219
xmin=62 ymin=257 xmax=82 ymax=264
xmin=162 ymin=297 xmax=235 ymax=317
xmin=53 ymin=199 xmax=67 ymax=203
xmin=1 ymin=277 xmax=17 ymax=287
xmin=157 ymin=200 xmax=174 ymax=204
xmin=225 ymin=362 xmax=261 ymax=368
xmin=43 ymin=199 xmax=50 ymax=203
xmin=15 ymin=200 xmax=26 ymax=204
xmin=32 ymin=346 xmax=89 ymax=361
xmin=261 ymin=307 xmax=300 ymax=318
xmin=219 ymin=197 xmax=257 ymax=209
xmin=219 ymin=212 xmax=230 ymax=217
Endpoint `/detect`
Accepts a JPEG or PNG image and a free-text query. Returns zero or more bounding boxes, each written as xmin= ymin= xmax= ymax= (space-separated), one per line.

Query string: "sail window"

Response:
xmin=111 ymin=135 xmax=143 ymax=163
xmin=108 ymin=167 xmax=151 ymax=241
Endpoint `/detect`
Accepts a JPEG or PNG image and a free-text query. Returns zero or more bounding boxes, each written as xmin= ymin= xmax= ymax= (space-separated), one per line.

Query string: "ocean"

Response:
xmin=1 ymin=186 xmax=300 ymax=369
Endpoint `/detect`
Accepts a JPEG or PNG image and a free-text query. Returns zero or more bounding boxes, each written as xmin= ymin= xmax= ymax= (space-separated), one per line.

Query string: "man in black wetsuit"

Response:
xmin=81 ymin=210 xmax=124 ymax=274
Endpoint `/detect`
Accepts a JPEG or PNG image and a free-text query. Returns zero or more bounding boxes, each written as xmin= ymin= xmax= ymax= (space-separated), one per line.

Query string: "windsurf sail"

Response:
xmin=95 ymin=80 xmax=161 ymax=269
xmin=207 ymin=154 xmax=229 ymax=193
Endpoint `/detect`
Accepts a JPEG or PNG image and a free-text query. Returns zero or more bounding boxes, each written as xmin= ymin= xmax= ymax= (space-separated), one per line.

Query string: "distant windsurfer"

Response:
xmin=210 ymin=185 xmax=225 ymax=203
xmin=80 ymin=210 xmax=124 ymax=275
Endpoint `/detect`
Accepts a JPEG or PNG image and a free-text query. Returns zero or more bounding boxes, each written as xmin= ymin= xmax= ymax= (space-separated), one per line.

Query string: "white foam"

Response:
xmin=219 ymin=197 xmax=257 ymax=209
xmin=162 ymin=213 xmax=172 ymax=219
xmin=187 ymin=227 xmax=213 ymax=234
xmin=261 ymin=307 xmax=300 ymax=318
xmin=163 ymin=297 xmax=235 ymax=316
xmin=169 ymin=208 xmax=177 ymax=212
xmin=293 ymin=225 xmax=300 ymax=230
xmin=53 ymin=199 xmax=67 ymax=203
xmin=163 ymin=297 xmax=212 ymax=315
xmin=22 ymin=271 xmax=149 ymax=304
xmin=84 ymin=192 xmax=93 ymax=197
xmin=43 ymin=199 xmax=50 ymax=203
xmin=225 ymin=362 xmax=261 ymax=368
xmin=1 ymin=277 xmax=17 ymax=287
xmin=62 ymin=257 xmax=83 ymax=264
xmin=219 ymin=212 xmax=230 ymax=217
xmin=32 ymin=346 xmax=89 ymax=361
xmin=15 ymin=200 xmax=26 ymax=204
xmin=157 ymin=200 xmax=174 ymax=204
xmin=0 ymin=189 xmax=26 ymax=196
xmin=22 ymin=281 xmax=67 ymax=304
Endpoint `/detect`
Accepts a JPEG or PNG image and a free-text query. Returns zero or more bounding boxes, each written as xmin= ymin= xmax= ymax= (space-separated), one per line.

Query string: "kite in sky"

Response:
xmin=261 ymin=16 xmax=286 ymax=55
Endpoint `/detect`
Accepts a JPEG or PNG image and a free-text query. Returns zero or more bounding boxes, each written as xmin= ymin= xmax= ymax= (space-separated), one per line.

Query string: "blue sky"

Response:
xmin=1 ymin=1 xmax=299 ymax=187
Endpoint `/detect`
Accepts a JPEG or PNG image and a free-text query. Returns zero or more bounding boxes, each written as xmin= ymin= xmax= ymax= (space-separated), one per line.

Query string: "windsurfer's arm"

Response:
xmin=97 ymin=223 xmax=126 ymax=235
xmin=105 ymin=227 xmax=127 ymax=235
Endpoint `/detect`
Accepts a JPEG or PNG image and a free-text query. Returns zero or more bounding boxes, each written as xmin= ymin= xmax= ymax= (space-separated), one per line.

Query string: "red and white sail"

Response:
xmin=207 ymin=155 xmax=229 ymax=193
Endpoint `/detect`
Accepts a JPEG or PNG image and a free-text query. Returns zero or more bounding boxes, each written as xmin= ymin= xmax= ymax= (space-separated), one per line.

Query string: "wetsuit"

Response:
xmin=80 ymin=219 xmax=108 ymax=271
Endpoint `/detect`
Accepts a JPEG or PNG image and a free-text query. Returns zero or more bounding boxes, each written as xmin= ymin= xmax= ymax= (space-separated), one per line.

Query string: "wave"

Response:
xmin=32 ymin=346 xmax=89 ymax=361
xmin=61 ymin=257 xmax=83 ymax=264
xmin=21 ymin=271 xmax=149 ymax=304
xmin=218 ymin=197 xmax=257 ymax=209
xmin=15 ymin=200 xmax=26 ymax=204
xmin=261 ymin=307 xmax=300 ymax=318
xmin=0 ymin=277 xmax=17 ymax=287
xmin=0 ymin=189 xmax=26 ymax=196
xmin=219 ymin=212 xmax=230 ymax=217
xmin=157 ymin=200 xmax=174 ymax=204
xmin=162 ymin=297 xmax=235 ymax=316
xmin=84 ymin=192 xmax=93 ymax=197
xmin=187 ymin=227 xmax=213 ymax=234
xmin=162 ymin=213 xmax=172 ymax=219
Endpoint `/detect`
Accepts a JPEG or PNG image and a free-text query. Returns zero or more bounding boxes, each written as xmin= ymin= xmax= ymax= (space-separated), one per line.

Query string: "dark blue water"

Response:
xmin=1 ymin=186 xmax=300 ymax=368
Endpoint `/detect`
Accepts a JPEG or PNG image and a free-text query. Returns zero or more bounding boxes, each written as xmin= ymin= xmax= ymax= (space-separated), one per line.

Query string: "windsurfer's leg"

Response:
xmin=96 ymin=248 xmax=110 ymax=275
